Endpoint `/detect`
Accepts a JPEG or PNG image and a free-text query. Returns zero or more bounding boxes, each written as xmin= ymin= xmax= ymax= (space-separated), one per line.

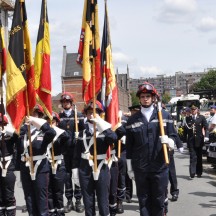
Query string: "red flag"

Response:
xmin=6 ymin=0 xmax=27 ymax=132
xmin=34 ymin=0 xmax=52 ymax=119
xmin=0 ymin=19 xmax=6 ymax=77
xmin=77 ymin=0 xmax=101 ymax=103
xmin=101 ymin=1 xmax=119 ymax=128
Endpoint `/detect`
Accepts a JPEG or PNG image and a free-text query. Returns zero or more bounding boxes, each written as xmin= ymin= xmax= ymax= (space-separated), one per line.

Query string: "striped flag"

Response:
xmin=101 ymin=0 xmax=119 ymax=128
xmin=77 ymin=0 xmax=101 ymax=103
xmin=6 ymin=0 xmax=27 ymax=132
xmin=22 ymin=1 xmax=36 ymax=112
xmin=0 ymin=19 xmax=7 ymax=78
xmin=34 ymin=0 xmax=52 ymax=119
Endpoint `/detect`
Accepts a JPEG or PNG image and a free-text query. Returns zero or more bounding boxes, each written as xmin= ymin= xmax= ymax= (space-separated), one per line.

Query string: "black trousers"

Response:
xmin=64 ymin=155 xmax=82 ymax=201
xmin=21 ymin=166 xmax=49 ymax=216
xmin=79 ymin=165 xmax=110 ymax=216
xmin=48 ymin=163 xmax=66 ymax=216
xmin=0 ymin=165 xmax=16 ymax=216
xmin=109 ymin=162 xmax=118 ymax=213
xmin=117 ymin=151 xmax=127 ymax=201
xmin=134 ymin=169 xmax=168 ymax=216
xmin=169 ymin=152 xmax=179 ymax=196
xmin=189 ymin=145 xmax=203 ymax=177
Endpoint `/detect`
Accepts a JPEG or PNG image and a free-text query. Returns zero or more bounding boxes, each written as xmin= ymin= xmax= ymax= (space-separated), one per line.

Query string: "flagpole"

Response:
xmin=0 ymin=35 xmax=5 ymax=169
xmin=19 ymin=0 xmax=35 ymax=175
xmin=91 ymin=0 xmax=98 ymax=174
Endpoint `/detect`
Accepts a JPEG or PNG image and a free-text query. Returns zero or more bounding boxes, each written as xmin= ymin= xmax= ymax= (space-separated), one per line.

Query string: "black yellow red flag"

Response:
xmin=6 ymin=0 xmax=27 ymax=132
xmin=34 ymin=0 xmax=52 ymax=119
xmin=77 ymin=0 xmax=101 ymax=103
xmin=101 ymin=0 xmax=119 ymax=128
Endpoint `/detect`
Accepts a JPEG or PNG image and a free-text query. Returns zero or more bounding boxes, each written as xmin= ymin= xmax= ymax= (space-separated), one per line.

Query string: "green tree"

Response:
xmin=193 ymin=69 xmax=216 ymax=91
xmin=162 ymin=92 xmax=171 ymax=104
xmin=130 ymin=91 xmax=140 ymax=106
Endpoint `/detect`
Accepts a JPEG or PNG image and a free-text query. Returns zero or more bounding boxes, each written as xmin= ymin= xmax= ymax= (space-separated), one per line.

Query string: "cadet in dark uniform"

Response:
xmin=108 ymin=112 xmax=126 ymax=216
xmin=18 ymin=105 xmax=56 ymax=216
xmin=58 ymin=92 xmax=85 ymax=213
xmin=0 ymin=115 xmax=18 ymax=216
xmin=46 ymin=112 xmax=70 ymax=216
xmin=73 ymin=100 xmax=117 ymax=216
xmin=126 ymin=82 xmax=177 ymax=216
xmin=125 ymin=105 xmax=141 ymax=204
xmin=184 ymin=105 xmax=209 ymax=178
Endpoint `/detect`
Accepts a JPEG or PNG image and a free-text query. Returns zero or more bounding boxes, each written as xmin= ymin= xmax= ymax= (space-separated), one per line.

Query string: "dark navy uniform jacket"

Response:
xmin=72 ymin=123 xmax=117 ymax=171
xmin=58 ymin=111 xmax=85 ymax=152
xmin=126 ymin=107 xmax=178 ymax=173
xmin=17 ymin=123 xmax=56 ymax=173
xmin=0 ymin=131 xmax=18 ymax=170
xmin=184 ymin=114 xmax=208 ymax=147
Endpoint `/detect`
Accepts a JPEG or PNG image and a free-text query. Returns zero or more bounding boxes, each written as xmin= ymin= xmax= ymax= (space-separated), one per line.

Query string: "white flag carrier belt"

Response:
xmin=108 ymin=149 xmax=118 ymax=169
xmin=0 ymin=155 xmax=13 ymax=177
xmin=47 ymin=142 xmax=64 ymax=174
xmin=82 ymin=130 xmax=107 ymax=178
xmin=21 ymin=131 xmax=47 ymax=180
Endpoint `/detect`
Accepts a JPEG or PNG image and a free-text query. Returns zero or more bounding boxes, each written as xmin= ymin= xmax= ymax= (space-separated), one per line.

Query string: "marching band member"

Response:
xmin=73 ymin=100 xmax=117 ymax=216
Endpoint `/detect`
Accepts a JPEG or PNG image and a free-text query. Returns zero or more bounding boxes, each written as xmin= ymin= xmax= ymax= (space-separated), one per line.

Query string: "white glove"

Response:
xmin=27 ymin=116 xmax=46 ymax=130
xmin=178 ymin=147 xmax=184 ymax=153
xmin=204 ymin=137 xmax=209 ymax=142
xmin=72 ymin=168 xmax=80 ymax=187
xmin=90 ymin=115 xmax=111 ymax=133
xmin=126 ymin=159 xmax=135 ymax=180
xmin=160 ymin=135 xmax=175 ymax=150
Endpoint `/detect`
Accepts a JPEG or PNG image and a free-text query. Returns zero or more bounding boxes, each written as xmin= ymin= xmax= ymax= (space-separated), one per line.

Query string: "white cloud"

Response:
xmin=157 ymin=0 xmax=197 ymax=23
xmin=197 ymin=17 xmax=216 ymax=32
xmin=112 ymin=52 xmax=136 ymax=66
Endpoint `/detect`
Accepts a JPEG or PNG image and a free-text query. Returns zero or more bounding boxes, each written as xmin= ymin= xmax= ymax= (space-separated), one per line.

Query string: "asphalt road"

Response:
xmin=15 ymin=146 xmax=216 ymax=216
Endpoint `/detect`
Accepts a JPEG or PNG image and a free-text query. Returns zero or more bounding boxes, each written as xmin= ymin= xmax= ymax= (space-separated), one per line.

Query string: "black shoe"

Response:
xmin=64 ymin=200 xmax=74 ymax=213
xmin=75 ymin=200 xmax=84 ymax=213
xmin=22 ymin=206 xmax=27 ymax=213
xmin=190 ymin=174 xmax=195 ymax=179
xmin=117 ymin=201 xmax=124 ymax=214
xmin=197 ymin=174 xmax=202 ymax=178
xmin=171 ymin=194 xmax=178 ymax=202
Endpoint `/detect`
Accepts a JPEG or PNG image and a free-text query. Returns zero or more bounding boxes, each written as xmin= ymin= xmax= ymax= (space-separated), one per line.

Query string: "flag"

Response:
xmin=0 ymin=19 xmax=7 ymax=78
xmin=101 ymin=1 xmax=119 ymax=128
xmin=22 ymin=1 xmax=36 ymax=112
xmin=77 ymin=0 xmax=101 ymax=103
xmin=6 ymin=0 xmax=27 ymax=132
xmin=34 ymin=0 xmax=52 ymax=119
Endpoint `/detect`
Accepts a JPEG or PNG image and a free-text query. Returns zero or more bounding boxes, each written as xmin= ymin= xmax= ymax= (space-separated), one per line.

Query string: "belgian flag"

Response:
xmin=0 ymin=18 xmax=7 ymax=78
xmin=34 ymin=0 xmax=52 ymax=119
xmin=77 ymin=0 xmax=101 ymax=104
xmin=6 ymin=0 xmax=27 ymax=133
xmin=101 ymin=0 xmax=119 ymax=128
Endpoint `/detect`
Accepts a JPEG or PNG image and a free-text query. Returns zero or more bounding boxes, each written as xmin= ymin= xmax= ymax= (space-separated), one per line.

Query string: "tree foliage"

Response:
xmin=130 ymin=91 xmax=140 ymax=106
xmin=193 ymin=70 xmax=216 ymax=91
xmin=162 ymin=92 xmax=171 ymax=104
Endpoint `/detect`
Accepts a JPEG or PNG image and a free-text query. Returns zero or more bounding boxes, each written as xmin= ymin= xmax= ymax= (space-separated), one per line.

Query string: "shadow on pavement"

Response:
xmin=189 ymin=191 xmax=216 ymax=198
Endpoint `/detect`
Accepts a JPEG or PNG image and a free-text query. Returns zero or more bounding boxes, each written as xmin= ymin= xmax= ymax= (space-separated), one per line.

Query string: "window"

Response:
xmin=74 ymin=72 xmax=79 ymax=76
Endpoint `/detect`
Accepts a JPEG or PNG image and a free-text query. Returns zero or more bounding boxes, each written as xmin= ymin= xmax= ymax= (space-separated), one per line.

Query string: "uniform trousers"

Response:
xmin=134 ymin=169 xmax=168 ymax=216
xmin=21 ymin=164 xmax=49 ymax=216
xmin=0 ymin=165 xmax=16 ymax=216
xmin=48 ymin=163 xmax=66 ymax=216
xmin=79 ymin=164 xmax=110 ymax=216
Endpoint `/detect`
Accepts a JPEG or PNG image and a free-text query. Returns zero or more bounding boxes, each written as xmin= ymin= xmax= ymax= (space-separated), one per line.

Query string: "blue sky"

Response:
xmin=19 ymin=0 xmax=216 ymax=95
